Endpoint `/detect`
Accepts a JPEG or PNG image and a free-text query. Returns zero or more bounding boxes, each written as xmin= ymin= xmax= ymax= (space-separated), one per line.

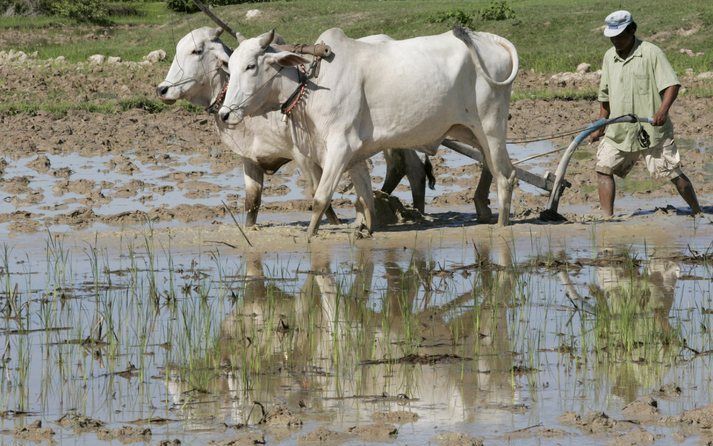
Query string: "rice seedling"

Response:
xmin=0 ymin=223 xmax=711 ymax=443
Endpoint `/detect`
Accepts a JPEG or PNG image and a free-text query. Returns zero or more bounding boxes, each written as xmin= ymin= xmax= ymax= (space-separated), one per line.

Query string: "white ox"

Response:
xmin=156 ymin=27 xmax=434 ymax=226
xmin=218 ymin=27 xmax=519 ymax=236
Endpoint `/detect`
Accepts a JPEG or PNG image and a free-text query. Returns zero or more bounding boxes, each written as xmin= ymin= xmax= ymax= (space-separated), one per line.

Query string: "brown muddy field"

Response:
xmin=0 ymin=57 xmax=712 ymax=233
xmin=1 ymin=47 xmax=713 ymax=446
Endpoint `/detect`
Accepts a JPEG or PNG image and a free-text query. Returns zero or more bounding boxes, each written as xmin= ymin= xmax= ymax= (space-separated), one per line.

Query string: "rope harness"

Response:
xmin=281 ymin=57 xmax=323 ymax=117
xmin=206 ymin=82 xmax=228 ymax=114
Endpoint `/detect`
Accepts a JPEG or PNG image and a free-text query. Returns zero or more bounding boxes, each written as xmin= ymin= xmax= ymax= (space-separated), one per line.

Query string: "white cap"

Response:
xmin=603 ymin=10 xmax=633 ymax=37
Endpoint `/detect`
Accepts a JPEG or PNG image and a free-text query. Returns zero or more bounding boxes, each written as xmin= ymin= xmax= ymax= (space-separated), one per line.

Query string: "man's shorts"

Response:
xmin=595 ymin=138 xmax=683 ymax=179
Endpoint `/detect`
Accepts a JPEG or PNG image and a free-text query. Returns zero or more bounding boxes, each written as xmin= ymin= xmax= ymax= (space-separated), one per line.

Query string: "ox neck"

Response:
xmin=206 ymin=70 xmax=229 ymax=114
xmin=278 ymin=63 xmax=320 ymax=116
xmin=278 ymin=66 xmax=305 ymax=103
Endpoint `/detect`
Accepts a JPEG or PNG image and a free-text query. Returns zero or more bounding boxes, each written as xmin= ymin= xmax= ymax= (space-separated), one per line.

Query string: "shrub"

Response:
xmin=166 ymin=0 xmax=199 ymax=13
xmin=48 ymin=0 xmax=109 ymax=24
xmin=119 ymin=97 xmax=167 ymax=114
xmin=480 ymin=0 xmax=516 ymax=21
xmin=166 ymin=0 xmax=273 ymax=13
xmin=0 ymin=0 xmax=110 ymax=23
xmin=0 ymin=0 xmax=27 ymax=15
xmin=427 ymin=1 xmax=515 ymax=28
xmin=427 ymin=9 xmax=477 ymax=28
xmin=105 ymin=2 xmax=143 ymax=17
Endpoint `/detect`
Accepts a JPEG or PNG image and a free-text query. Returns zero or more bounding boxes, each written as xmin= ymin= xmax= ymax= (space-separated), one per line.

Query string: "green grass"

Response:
xmin=617 ymin=176 xmax=659 ymax=194
xmin=0 ymin=0 xmax=711 ymax=116
xmin=512 ymin=88 xmax=598 ymax=101
xmin=0 ymin=97 xmax=167 ymax=118
xmin=1 ymin=0 xmax=712 ymax=74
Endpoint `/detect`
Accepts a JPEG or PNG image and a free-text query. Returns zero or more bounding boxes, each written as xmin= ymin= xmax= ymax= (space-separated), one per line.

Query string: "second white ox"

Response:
xmin=218 ymin=26 xmax=519 ymax=236
xmin=157 ymin=27 xmax=434 ymax=227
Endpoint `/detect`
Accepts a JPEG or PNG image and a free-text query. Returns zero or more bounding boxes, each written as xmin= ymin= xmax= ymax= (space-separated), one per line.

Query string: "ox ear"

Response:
xmin=258 ymin=29 xmax=275 ymax=50
xmin=209 ymin=27 xmax=224 ymax=40
xmin=215 ymin=49 xmax=230 ymax=72
xmin=264 ymin=51 xmax=310 ymax=68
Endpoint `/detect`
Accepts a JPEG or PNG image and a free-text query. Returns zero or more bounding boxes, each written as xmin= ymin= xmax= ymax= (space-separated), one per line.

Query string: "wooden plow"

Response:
xmin=444 ymin=114 xmax=653 ymax=221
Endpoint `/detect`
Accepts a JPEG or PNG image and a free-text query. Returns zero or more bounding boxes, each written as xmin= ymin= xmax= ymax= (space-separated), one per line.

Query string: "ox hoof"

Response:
xmin=353 ymin=226 xmax=373 ymax=240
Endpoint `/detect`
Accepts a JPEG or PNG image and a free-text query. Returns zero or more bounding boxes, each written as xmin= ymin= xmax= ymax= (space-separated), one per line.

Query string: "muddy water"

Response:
xmin=1 ymin=219 xmax=712 ymax=445
xmin=0 ymin=139 xmax=563 ymax=236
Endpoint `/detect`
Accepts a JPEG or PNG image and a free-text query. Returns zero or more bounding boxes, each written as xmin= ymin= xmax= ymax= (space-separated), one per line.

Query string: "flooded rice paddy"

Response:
xmin=1 ymin=216 xmax=712 ymax=445
xmin=0 ymin=139 xmax=562 ymax=235
xmin=2 ymin=138 xmax=713 ymax=445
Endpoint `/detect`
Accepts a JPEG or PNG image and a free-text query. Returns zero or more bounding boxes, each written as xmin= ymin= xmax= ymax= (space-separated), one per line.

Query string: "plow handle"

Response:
xmin=543 ymin=115 xmax=653 ymax=220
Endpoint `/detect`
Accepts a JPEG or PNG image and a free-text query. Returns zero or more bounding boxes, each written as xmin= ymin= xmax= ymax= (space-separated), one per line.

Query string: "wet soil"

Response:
xmin=1 ymin=46 xmax=713 ymax=446
xmin=1 ymin=59 xmax=712 ymax=232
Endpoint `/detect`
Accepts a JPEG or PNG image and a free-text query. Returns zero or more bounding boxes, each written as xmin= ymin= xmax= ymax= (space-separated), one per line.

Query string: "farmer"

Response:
xmin=590 ymin=10 xmax=702 ymax=217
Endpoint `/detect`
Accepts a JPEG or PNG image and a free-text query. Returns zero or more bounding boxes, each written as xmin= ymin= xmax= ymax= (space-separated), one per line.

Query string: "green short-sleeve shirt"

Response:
xmin=598 ymin=39 xmax=679 ymax=152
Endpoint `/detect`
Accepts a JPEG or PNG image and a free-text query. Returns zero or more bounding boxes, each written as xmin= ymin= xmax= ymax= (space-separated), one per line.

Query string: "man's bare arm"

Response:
xmin=653 ymin=84 xmax=679 ymax=126
xmin=590 ymin=101 xmax=611 ymax=143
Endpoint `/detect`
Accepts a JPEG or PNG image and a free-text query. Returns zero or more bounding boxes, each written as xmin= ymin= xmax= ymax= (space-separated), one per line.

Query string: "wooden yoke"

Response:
xmin=273 ymin=43 xmax=332 ymax=58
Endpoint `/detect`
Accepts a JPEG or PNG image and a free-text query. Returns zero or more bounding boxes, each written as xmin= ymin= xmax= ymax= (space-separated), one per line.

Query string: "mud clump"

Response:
xmin=373 ymin=190 xmax=422 ymax=226
xmin=108 ymin=155 xmax=138 ymax=175
xmin=434 ymin=432 xmax=484 ymax=446
xmin=27 ymin=154 xmax=51 ymax=173
xmin=348 ymin=423 xmax=398 ymax=441
xmin=608 ymin=427 xmax=656 ymax=446
xmin=7 ymin=219 xmax=40 ymax=233
xmin=264 ymin=405 xmax=303 ymax=428
xmin=167 ymin=203 xmax=226 ymax=223
xmin=10 ymin=189 xmax=43 ymax=206
xmin=677 ymin=403 xmax=713 ymax=429
xmin=52 ymin=167 xmax=73 ymax=179
xmin=56 ymin=412 xmax=105 ymax=432
xmin=655 ymin=383 xmax=682 ymax=399
xmin=621 ymin=397 xmax=660 ymax=423
xmin=96 ymin=425 xmax=152 ymax=442
xmin=50 ymin=207 xmax=98 ymax=228
xmin=179 ymin=180 xmax=222 ymax=199
xmin=66 ymin=179 xmax=98 ymax=196
xmin=101 ymin=210 xmax=155 ymax=225
xmin=209 ymin=431 xmax=265 ymax=445
xmin=371 ymin=410 xmax=419 ymax=424
xmin=0 ymin=210 xmax=34 ymax=224
xmin=298 ymin=426 xmax=351 ymax=444
xmin=1 ymin=175 xmax=31 ymax=195
xmin=501 ymin=426 xmax=568 ymax=440
xmin=112 ymin=179 xmax=146 ymax=198
xmin=559 ymin=411 xmax=617 ymax=433
xmin=263 ymin=184 xmax=290 ymax=197
xmin=14 ymin=419 xmax=55 ymax=441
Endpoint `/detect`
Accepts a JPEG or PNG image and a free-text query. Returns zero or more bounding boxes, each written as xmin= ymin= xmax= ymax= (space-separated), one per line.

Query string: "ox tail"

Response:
xmin=424 ymin=155 xmax=436 ymax=190
xmin=453 ymin=26 xmax=519 ymax=87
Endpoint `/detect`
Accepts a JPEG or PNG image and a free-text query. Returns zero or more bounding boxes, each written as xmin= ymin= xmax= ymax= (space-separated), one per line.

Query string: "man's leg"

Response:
xmin=597 ymin=172 xmax=616 ymax=218
xmin=671 ymin=173 xmax=702 ymax=214
xmin=646 ymin=139 xmax=702 ymax=215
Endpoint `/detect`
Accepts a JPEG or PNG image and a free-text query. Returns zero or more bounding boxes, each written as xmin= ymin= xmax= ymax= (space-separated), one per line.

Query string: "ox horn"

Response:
xmin=191 ymin=0 xmax=238 ymax=41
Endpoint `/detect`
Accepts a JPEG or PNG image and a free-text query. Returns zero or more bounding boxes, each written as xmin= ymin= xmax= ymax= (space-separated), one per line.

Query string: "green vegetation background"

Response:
xmin=1 ymin=0 xmax=711 ymax=74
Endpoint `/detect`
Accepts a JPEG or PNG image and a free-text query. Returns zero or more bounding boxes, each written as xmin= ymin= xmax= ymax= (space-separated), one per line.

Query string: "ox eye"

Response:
xmin=192 ymin=49 xmax=203 ymax=55
xmin=245 ymin=63 xmax=256 ymax=71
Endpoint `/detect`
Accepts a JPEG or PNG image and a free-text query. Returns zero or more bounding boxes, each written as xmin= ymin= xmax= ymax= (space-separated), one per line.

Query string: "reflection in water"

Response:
xmin=588 ymin=256 xmax=681 ymax=402
xmin=165 ymin=243 xmax=524 ymax=429
xmin=2 ymin=230 xmax=710 ymax=445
